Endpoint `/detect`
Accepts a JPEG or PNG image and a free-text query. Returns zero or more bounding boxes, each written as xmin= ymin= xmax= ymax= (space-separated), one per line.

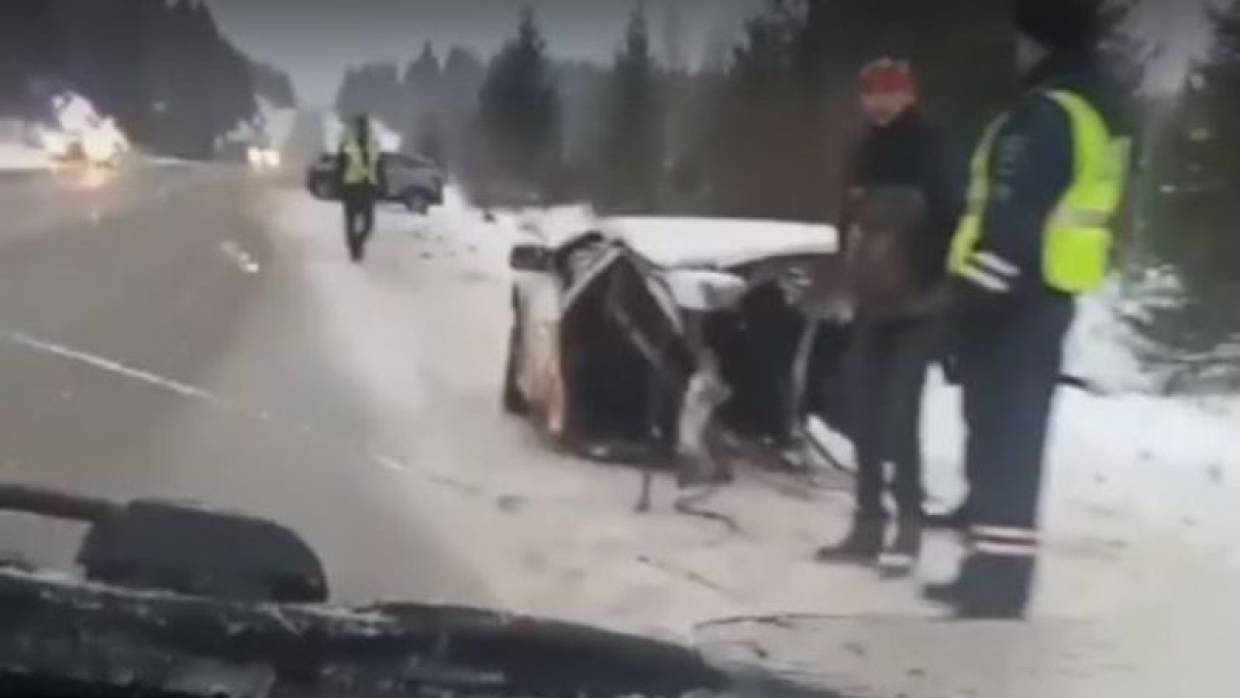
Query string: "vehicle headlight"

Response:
xmin=263 ymin=149 xmax=281 ymax=169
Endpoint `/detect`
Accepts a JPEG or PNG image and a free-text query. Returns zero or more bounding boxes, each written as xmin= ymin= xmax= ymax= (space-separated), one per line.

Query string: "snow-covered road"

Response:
xmin=267 ymin=184 xmax=1240 ymax=645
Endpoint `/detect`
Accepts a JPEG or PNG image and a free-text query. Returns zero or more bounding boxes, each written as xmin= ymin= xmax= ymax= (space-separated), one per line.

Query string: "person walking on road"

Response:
xmin=816 ymin=58 xmax=961 ymax=566
xmin=337 ymin=114 xmax=382 ymax=262
xmin=924 ymin=0 xmax=1132 ymax=617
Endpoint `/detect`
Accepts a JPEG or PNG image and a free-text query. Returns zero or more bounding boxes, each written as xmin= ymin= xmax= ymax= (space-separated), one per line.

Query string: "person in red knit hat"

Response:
xmin=816 ymin=57 xmax=962 ymax=568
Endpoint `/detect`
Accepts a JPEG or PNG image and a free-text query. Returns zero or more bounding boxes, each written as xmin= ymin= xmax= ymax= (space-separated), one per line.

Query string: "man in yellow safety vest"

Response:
xmin=924 ymin=0 xmax=1132 ymax=617
xmin=336 ymin=114 xmax=382 ymax=262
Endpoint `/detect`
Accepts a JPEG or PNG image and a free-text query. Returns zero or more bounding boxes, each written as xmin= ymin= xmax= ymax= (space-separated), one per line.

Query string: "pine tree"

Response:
xmin=699 ymin=0 xmax=1015 ymax=219
xmin=404 ymin=43 xmax=441 ymax=94
xmin=1 ymin=0 xmax=260 ymax=157
xmin=477 ymin=6 xmax=561 ymax=185
xmin=1119 ymin=0 xmax=1240 ymax=388
xmin=438 ymin=46 xmax=485 ymax=168
xmin=334 ymin=61 xmax=402 ymax=128
xmin=403 ymin=43 xmax=442 ymax=156
xmin=601 ymin=5 xmax=663 ymax=211
xmin=0 ymin=1 xmax=63 ymax=115
xmin=251 ymin=60 xmax=297 ymax=108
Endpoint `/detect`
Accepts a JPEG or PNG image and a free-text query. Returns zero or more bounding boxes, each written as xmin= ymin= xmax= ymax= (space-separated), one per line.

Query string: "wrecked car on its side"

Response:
xmin=502 ymin=210 xmax=848 ymax=465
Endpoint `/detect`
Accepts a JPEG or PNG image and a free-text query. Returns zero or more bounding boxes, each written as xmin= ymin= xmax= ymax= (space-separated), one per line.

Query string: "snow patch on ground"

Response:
xmin=1065 ymin=284 xmax=1151 ymax=393
xmin=0 ymin=142 xmax=52 ymax=171
xmin=263 ymin=190 xmax=1240 ymax=639
xmin=0 ymin=120 xmax=51 ymax=171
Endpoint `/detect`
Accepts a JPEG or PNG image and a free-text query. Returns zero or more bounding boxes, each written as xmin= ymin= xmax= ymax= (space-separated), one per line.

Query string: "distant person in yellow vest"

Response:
xmin=924 ymin=0 xmax=1131 ymax=617
xmin=336 ymin=114 xmax=382 ymax=262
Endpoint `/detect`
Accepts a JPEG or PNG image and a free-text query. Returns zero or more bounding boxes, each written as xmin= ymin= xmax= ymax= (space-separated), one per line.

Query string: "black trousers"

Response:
xmin=849 ymin=314 xmax=936 ymax=519
xmin=958 ymin=293 xmax=1075 ymax=530
xmin=341 ymin=185 xmax=376 ymax=256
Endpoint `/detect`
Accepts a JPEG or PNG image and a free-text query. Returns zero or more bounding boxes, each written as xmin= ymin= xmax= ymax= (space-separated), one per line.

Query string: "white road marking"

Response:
xmin=5 ymin=331 xmax=224 ymax=406
xmin=220 ymin=240 xmax=261 ymax=274
xmin=5 ymin=331 xmax=432 ymax=481
xmin=371 ymin=453 xmax=409 ymax=473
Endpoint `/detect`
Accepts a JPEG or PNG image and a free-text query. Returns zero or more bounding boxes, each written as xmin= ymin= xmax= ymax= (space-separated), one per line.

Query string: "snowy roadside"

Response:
xmin=0 ymin=119 xmax=53 ymax=172
xmin=0 ymin=144 xmax=53 ymax=172
xmin=263 ymin=185 xmax=1240 ymax=640
xmin=0 ymin=120 xmax=49 ymax=172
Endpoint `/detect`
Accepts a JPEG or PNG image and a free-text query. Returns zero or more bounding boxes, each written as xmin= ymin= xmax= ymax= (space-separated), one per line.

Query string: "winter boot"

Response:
xmin=922 ymin=552 xmax=1036 ymax=619
xmin=921 ymin=504 xmax=973 ymax=531
xmin=879 ymin=517 xmax=923 ymax=576
xmin=815 ymin=517 xmax=884 ymax=564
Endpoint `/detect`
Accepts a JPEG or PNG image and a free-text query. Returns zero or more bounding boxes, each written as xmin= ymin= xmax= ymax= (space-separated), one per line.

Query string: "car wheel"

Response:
xmin=403 ymin=190 xmax=430 ymax=215
xmin=502 ymin=315 xmax=529 ymax=416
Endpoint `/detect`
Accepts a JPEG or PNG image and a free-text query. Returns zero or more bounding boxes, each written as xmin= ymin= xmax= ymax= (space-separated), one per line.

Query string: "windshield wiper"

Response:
xmin=0 ymin=568 xmax=728 ymax=697
xmin=0 ymin=485 xmax=327 ymax=603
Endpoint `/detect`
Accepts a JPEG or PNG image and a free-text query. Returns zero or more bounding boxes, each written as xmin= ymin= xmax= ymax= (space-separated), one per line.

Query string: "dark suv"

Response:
xmin=306 ymin=152 xmax=445 ymax=214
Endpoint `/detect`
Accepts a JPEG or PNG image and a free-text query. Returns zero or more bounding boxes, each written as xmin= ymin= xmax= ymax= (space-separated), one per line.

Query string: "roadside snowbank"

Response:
xmin=0 ymin=143 xmax=52 ymax=171
xmin=0 ymin=120 xmax=51 ymax=171
xmin=264 ymin=188 xmax=1240 ymax=640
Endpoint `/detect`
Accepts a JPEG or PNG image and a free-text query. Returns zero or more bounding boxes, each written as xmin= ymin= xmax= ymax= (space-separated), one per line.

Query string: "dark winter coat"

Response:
xmin=842 ymin=107 xmax=963 ymax=305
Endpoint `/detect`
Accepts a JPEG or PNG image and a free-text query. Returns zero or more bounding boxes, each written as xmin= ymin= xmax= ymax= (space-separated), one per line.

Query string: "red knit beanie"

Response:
xmin=859 ymin=58 xmax=918 ymax=99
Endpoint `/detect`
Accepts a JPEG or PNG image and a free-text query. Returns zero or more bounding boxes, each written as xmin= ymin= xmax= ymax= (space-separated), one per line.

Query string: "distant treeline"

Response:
xmin=332 ymin=1 xmax=1028 ymax=217
xmin=0 ymin=0 xmax=295 ymax=159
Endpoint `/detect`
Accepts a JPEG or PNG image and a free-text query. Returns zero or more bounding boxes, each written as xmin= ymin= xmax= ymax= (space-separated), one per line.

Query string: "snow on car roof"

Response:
xmin=516 ymin=204 xmax=599 ymax=247
xmin=603 ymin=216 xmax=838 ymax=269
xmin=518 ymin=207 xmax=838 ymax=267
xmin=516 ymin=208 xmax=839 ymax=268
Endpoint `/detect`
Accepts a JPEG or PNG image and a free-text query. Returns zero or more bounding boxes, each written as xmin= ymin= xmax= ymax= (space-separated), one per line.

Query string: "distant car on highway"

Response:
xmin=305 ymin=152 xmax=444 ymax=214
xmin=503 ymin=212 xmax=847 ymax=465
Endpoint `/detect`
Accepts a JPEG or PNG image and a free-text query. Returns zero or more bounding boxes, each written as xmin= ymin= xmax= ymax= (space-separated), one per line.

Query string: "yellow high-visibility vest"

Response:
xmin=949 ymin=90 xmax=1132 ymax=294
xmin=341 ymin=136 xmax=380 ymax=186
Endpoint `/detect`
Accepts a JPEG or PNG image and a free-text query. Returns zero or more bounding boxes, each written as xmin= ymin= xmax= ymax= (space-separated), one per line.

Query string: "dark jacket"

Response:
xmin=965 ymin=51 xmax=1130 ymax=304
xmin=843 ymin=107 xmax=963 ymax=297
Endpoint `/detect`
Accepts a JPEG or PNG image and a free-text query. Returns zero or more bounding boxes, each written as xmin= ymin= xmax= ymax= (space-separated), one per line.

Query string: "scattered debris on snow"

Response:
xmin=264 ymin=185 xmax=1240 ymax=640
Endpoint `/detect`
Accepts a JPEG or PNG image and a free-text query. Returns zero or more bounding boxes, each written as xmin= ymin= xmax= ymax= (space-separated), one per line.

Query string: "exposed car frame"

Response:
xmin=503 ymin=213 xmax=850 ymax=468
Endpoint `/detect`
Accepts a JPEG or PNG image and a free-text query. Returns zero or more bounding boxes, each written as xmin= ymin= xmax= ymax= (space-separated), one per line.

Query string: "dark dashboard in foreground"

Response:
xmin=0 ymin=485 xmax=829 ymax=698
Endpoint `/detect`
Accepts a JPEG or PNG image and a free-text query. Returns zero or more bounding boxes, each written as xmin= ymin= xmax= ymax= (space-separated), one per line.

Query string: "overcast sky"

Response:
xmin=205 ymin=0 xmax=759 ymax=106
xmin=204 ymin=0 xmax=1212 ymax=106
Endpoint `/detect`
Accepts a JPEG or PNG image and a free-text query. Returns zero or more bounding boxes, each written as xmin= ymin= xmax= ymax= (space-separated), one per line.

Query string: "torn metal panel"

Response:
xmin=509 ymin=216 xmax=849 ymax=464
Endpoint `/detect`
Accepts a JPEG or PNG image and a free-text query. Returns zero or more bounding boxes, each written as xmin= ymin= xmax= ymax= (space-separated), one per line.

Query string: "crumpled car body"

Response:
xmin=504 ymin=212 xmax=846 ymax=464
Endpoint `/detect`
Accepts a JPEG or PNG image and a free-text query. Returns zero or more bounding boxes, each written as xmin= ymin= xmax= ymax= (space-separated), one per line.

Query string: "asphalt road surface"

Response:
xmin=0 ymin=162 xmax=489 ymax=606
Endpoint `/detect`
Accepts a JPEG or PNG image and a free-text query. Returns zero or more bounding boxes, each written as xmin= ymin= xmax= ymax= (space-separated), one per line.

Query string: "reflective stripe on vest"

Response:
xmin=948 ymin=90 xmax=1132 ymax=294
xmin=342 ymin=137 xmax=379 ymax=186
